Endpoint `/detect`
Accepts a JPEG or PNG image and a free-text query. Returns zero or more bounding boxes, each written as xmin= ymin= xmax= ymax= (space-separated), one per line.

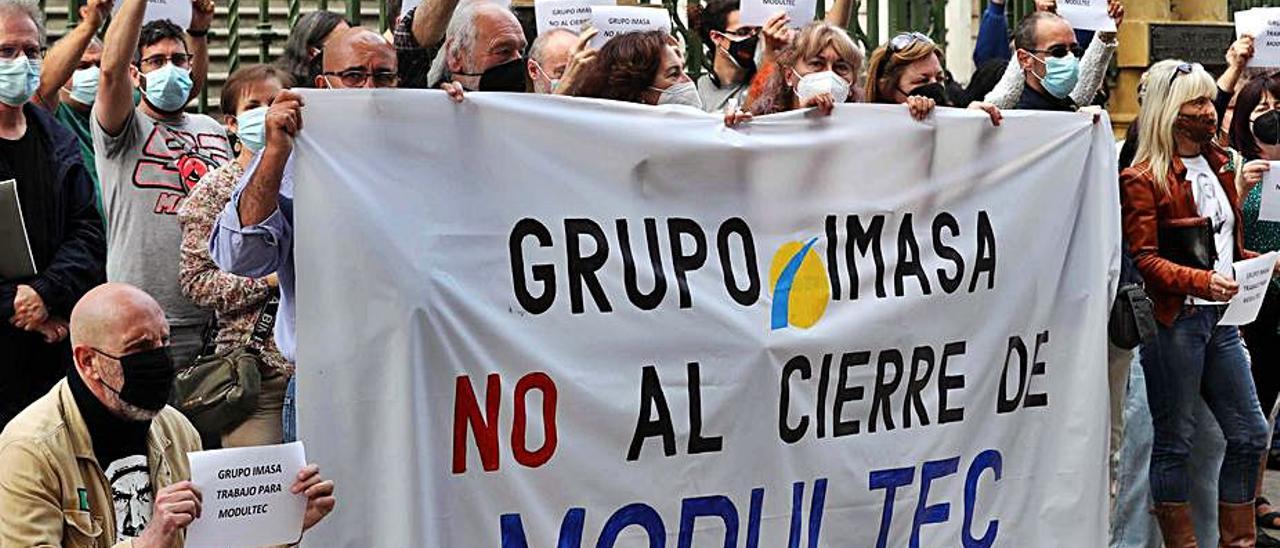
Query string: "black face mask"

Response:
xmin=902 ymin=81 xmax=951 ymax=107
xmin=459 ymin=57 xmax=528 ymax=92
xmin=94 ymin=346 xmax=175 ymax=412
xmin=1254 ymin=110 xmax=1280 ymax=146
xmin=725 ymin=35 xmax=759 ymax=76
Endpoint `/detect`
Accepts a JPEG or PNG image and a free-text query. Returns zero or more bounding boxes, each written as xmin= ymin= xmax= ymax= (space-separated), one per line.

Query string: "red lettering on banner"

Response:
xmin=453 ymin=374 xmax=501 ymax=473
xmin=512 ymin=372 xmax=558 ymax=467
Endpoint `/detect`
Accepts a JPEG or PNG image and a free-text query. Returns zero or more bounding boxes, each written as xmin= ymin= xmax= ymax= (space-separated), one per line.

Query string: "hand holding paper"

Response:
xmin=1220 ymin=253 xmax=1280 ymax=325
xmin=1057 ymin=0 xmax=1115 ymax=32
xmin=1237 ymin=8 xmax=1280 ymax=68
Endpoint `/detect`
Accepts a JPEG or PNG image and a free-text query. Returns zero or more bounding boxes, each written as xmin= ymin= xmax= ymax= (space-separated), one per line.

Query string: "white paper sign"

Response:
xmin=1057 ymin=0 xmax=1115 ymax=32
xmin=1221 ymin=252 xmax=1280 ymax=325
xmin=739 ymin=0 xmax=817 ymax=28
xmin=185 ymin=442 xmax=308 ymax=548
xmin=588 ymin=6 xmax=671 ymax=48
xmin=1259 ymin=161 xmax=1280 ymax=222
xmin=535 ymin=0 xmax=593 ymax=35
xmin=1237 ymin=8 xmax=1280 ymax=68
xmin=113 ymin=0 xmax=193 ymax=29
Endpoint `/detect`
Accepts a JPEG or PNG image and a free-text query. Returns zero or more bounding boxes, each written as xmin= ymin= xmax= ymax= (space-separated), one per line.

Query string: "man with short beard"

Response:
xmin=0 ymin=283 xmax=337 ymax=546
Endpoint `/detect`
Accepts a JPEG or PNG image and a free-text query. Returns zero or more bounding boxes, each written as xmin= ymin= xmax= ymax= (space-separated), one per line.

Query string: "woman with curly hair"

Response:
xmin=747 ymin=21 xmax=863 ymax=116
xmin=569 ymin=30 xmax=701 ymax=108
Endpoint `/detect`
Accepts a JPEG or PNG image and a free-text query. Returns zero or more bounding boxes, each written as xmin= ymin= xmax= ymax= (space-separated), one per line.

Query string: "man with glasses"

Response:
xmin=211 ymin=27 xmax=404 ymax=444
xmin=1012 ymin=11 xmax=1085 ymax=111
xmin=0 ymin=0 xmax=105 ymax=430
xmin=693 ymin=0 xmax=758 ymax=112
xmin=0 ymin=283 xmax=337 ymax=546
xmin=92 ymin=0 xmax=228 ymax=372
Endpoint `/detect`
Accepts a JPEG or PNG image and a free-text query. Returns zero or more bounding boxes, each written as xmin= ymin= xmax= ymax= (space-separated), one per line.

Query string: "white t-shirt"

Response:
xmin=1182 ymin=155 xmax=1235 ymax=304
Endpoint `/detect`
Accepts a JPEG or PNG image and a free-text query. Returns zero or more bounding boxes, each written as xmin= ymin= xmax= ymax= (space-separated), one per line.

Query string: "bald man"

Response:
xmin=0 ymin=283 xmax=336 ymax=547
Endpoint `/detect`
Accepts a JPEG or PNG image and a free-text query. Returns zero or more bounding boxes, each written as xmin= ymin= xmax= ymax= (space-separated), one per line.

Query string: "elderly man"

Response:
xmin=526 ymin=27 xmax=578 ymax=94
xmin=0 ymin=283 xmax=336 ymax=546
xmin=210 ymin=27 xmax=409 ymax=445
xmin=93 ymin=0 xmax=226 ymax=370
xmin=426 ymin=0 xmax=527 ymax=92
xmin=0 ymin=0 xmax=105 ymax=429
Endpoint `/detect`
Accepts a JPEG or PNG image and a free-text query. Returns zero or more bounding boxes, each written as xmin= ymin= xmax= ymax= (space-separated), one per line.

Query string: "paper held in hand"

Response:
xmin=185 ymin=442 xmax=308 ymax=548
xmin=1237 ymin=8 xmax=1280 ymax=68
xmin=588 ymin=6 xmax=672 ymax=49
xmin=1057 ymin=0 xmax=1115 ymax=32
xmin=1258 ymin=161 xmax=1280 ymax=222
xmin=535 ymin=0 xmax=615 ymax=35
xmin=112 ymin=0 xmax=193 ymax=29
xmin=1221 ymin=252 xmax=1280 ymax=326
xmin=738 ymin=0 xmax=817 ymax=28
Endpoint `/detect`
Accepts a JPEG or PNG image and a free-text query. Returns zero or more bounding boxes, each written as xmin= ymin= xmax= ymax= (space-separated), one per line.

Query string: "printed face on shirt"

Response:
xmin=106 ymin=455 xmax=153 ymax=540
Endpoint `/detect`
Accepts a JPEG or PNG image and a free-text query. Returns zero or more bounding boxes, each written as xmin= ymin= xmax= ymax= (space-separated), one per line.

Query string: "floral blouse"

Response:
xmin=177 ymin=161 xmax=292 ymax=375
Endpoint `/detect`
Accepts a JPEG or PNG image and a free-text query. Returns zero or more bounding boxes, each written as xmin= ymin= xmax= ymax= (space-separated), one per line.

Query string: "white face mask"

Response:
xmin=650 ymin=80 xmax=704 ymax=110
xmin=793 ymin=70 xmax=850 ymax=104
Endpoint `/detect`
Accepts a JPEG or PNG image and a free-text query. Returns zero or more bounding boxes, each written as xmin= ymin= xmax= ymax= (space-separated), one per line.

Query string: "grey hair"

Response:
xmin=529 ymin=27 xmax=577 ymax=66
xmin=0 ymin=0 xmax=45 ymax=44
xmin=427 ymin=0 xmax=504 ymax=87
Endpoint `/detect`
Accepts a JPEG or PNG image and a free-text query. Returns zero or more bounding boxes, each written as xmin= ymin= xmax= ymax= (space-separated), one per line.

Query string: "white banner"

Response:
xmin=294 ymin=91 xmax=1120 ymax=547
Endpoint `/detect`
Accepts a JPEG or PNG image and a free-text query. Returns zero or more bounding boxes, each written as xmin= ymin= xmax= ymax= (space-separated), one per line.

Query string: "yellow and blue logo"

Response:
xmin=769 ymin=238 xmax=830 ymax=330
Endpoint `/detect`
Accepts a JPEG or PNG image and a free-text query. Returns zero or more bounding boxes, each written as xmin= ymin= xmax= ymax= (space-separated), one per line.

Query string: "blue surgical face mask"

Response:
xmin=1033 ymin=52 xmax=1079 ymax=100
xmin=0 ymin=56 xmax=40 ymax=107
xmin=69 ymin=65 xmax=99 ymax=106
xmin=142 ymin=63 xmax=193 ymax=112
xmin=235 ymin=105 xmax=268 ymax=152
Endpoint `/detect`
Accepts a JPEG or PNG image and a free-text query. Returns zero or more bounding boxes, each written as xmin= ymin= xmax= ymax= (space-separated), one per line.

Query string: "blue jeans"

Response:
xmin=1142 ymin=305 xmax=1269 ymax=504
xmin=283 ymin=375 xmax=297 ymax=443
xmin=1111 ymin=356 xmax=1224 ymax=547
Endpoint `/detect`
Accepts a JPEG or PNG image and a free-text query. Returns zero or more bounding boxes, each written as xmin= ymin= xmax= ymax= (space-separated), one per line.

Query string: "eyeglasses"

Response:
xmin=1031 ymin=44 xmax=1083 ymax=59
xmin=889 ymin=32 xmax=933 ymax=52
xmin=139 ymin=53 xmax=191 ymax=70
xmin=321 ymin=70 xmax=399 ymax=88
xmin=0 ymin=45 xmax=46 ymax=61
xmin=1169 ymin=62 xmax=1202 ymax=85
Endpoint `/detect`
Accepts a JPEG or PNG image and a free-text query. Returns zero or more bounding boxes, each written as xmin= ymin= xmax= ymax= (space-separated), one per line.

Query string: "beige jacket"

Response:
xmin=0 ymin=379 xmax=201 ymax=547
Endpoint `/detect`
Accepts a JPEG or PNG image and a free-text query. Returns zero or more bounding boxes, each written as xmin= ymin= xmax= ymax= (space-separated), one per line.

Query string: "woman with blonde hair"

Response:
xmin=746 ymin=21 xmax=863 ymax=116
xmin=1121 ymin=59 xmax=1272 ymax=547
xmin=864 ymin=32 xmax=1002 ymax=125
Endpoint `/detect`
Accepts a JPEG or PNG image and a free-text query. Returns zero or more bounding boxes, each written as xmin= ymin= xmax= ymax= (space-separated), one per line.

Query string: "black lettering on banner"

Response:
xmin=816 ymin=354 xmax=831 ymax=438
xmin=565 ymin=218 xmax=613 ymax=314
xmin=628 ymin=365 xmax=677 ymax=461
xmin=894 ymin=214 xmax=932 ymax=297
xmin=617 ymin=218 xmax=667 ymax=310
xmin=847 ymin=215 xmax=887 ymax=299
xmin=903 ymin=346 xmax=934 ymax=428
xmin=716 ymin=218 xmax=761 ymax=306
xmin=970 ymin=211 xmax=997 ymax=291
xmin=825 ymin=215 xmax=841 ymax=299
xmin=510 ymin=218 xmax=556 ymax=314
xmin=779 ymin=355 xmax=810 ymax=444
xmin=667 ymin=218 xmax=708 ymax=309
xmin=870 ymin=349 xmax=904 ymax=432
xmin=997 ymin=337 xmax=1027 ymax=414
xmin=833 ymin=351 xmax=869 ymax=437
xmin=932 ymin=213 xmax=965 ymax=293
xmin=1025 ymin=331 xmax=1049 ymax=408
xmin=938 ymin=341 xmax=966 ymax=424
xmin=686 ymin=362 xmax=723 ymax=454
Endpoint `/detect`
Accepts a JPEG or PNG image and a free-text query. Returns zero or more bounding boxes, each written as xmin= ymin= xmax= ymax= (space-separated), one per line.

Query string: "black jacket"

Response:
xmin=1015 ymin=84 xmax=1078 ymax=112
xmin=0 ymin=104 xmax=105 ymax=321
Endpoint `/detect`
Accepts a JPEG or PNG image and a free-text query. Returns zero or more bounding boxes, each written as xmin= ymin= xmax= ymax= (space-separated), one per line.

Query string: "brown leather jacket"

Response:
xmin=1120 ymin=144 xmax=1256 ymax=326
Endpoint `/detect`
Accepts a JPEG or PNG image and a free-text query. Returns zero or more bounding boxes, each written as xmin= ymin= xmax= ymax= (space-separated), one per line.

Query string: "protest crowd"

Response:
xmin=1 ymin=0 xmax=1280 ymax=544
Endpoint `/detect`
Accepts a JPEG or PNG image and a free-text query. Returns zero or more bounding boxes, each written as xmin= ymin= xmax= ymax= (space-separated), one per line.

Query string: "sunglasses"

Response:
xmin=1031 ymin=44 xmax=1083 ymax=59
xmin=889 ymin=32 xmax=933 ymax=52
xmin=321 ymin=70 xmax=399 ymax=88
xmin=1169 ymin=62 xmax=1202 ymax=85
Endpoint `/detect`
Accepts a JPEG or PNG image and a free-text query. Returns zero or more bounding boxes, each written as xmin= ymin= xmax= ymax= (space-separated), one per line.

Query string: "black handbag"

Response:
xmin=1157 ymin=216 xmax=1217 ymax=271
xmin=173 ymin=294 xmax=279 ymax=435
xmin=1109 ymin=247 xmax=1157 ymax=349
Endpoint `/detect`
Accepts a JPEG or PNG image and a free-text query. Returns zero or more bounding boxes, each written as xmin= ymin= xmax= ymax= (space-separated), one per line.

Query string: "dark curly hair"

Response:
xmin=691 ymin=0 xmax=739 ymax=62
xmin=570 ymin=31 xmax=677 ymax=104
xmin=135 ymin=19 xmax=186 ymax=64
